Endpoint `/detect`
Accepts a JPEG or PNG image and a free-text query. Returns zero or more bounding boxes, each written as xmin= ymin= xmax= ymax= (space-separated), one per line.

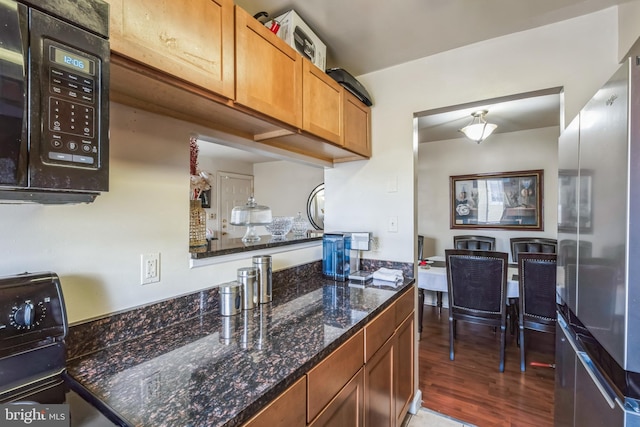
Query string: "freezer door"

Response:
xmin=577 ymin=61 xmax=628 ymax=368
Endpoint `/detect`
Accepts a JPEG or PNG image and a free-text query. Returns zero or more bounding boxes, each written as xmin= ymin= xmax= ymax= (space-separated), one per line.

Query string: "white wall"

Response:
xmin=418 ymin=127 xmax=559 ymax=259
xmin=254 ymin=161 xmax=324 ymax=217
xmin=0 ymin=103 xmax=321 ymax=324
xmin=326 ymin=8 xmax=622 ymax=265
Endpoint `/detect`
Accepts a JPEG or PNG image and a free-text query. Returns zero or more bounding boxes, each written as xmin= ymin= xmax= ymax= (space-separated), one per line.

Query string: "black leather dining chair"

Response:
xmin=517 ymin=253 xmax=557 ymax=371
xmin=445 ymin=249 xmax=509 ymax=372
xmin=453 ymin=235 xmax=496 ymax=251
xmin=508 ymin=237 xmax=557 ymax=335
xmin=510 ymin=237 xmax=557 ymax=263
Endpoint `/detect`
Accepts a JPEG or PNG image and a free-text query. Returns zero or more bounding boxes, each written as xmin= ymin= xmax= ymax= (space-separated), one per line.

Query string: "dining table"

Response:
xmin=417 ymin=256 xmax=520 ymax=334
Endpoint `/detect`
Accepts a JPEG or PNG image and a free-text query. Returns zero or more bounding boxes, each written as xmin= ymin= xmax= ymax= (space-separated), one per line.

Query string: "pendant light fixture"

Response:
xmin=459 ymin=110 xmax=498 ymax=143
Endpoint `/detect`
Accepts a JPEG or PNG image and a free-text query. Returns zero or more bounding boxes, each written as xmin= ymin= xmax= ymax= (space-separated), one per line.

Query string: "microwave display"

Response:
xmin=51 ymin=46 xmax=95 ymax=76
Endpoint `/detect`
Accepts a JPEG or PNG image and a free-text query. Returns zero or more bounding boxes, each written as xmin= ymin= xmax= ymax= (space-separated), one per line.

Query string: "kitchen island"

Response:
xmin=66 ymin=274 xmax=415 ymax=426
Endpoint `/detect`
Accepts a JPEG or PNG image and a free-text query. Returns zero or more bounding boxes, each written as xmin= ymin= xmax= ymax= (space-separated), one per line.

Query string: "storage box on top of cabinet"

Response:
xmin=267 ymin=10 xmax=327 ymax=71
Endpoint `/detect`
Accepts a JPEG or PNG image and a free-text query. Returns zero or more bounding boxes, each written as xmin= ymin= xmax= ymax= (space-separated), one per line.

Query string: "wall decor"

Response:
xmin=450 ymin=169 xmax=543 ymax=230
xmin=199 ymin=189 xmax=211 ymax=208
xmin=557 ymin=169 xmax=592 ymax=233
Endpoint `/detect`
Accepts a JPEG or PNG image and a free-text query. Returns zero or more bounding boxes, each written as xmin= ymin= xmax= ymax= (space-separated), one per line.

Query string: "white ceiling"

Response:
xmin=234 ymin=0 xmax=631 ymax=76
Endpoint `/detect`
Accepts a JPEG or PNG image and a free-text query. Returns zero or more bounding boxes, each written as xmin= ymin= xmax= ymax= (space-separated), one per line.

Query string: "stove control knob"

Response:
xmin=11 ymin=301 xmax=37 ymax=329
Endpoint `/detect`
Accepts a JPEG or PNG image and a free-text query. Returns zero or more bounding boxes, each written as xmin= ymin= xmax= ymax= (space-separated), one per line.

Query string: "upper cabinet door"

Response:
xmin=235 ymin=6 xmax=303 ymax=129
xmin=343 ymin=91 xmax=371 ymax=157
xmin=303 ymin=59 xmax=343 ymax=145
xmin=106 ymin=0 xmax=235 ymax=99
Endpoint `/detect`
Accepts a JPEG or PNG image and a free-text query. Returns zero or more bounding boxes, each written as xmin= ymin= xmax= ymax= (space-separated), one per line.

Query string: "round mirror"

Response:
xmin=307 ymin=183 xmax=324 ymax=230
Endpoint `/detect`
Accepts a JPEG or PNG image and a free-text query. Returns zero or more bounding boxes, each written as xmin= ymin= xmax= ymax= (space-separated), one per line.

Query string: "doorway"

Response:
xmin=217 ymin=172 xmax=253 ymax=239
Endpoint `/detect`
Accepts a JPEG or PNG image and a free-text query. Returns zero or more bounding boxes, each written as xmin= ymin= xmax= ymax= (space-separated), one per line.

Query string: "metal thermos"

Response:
xmin=252 ymin=255 xmax=272 ymax=304
xmin=219 ymin=281 xmax=242 ymax=316
xmin=237 ymin=267 xmax=258 ymax=310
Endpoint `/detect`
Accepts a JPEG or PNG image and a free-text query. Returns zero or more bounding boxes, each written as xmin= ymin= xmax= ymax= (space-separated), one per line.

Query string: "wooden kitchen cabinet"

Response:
xmin=302 ymin=59 xmax=343 ymax=145
xmin=307 ymin=330 xmax=364 ymax=422
xmin=363 ymin=285 xmax=415 ymax=427
xmin=394 ymin=312 xmax=415 ymax=426
xmin=309 ymin=368 xmax=364 ymax=427
xmin=364 ymin=299 xmax=396 ymax=362
xmin=105 ymin=0 xmax=235 ymax=99
xmin=235 ymin=6 xmax=303 ymax=129
xmin=243 ymin=376 xmax=307 ymax=427
xmin=343 ymin=90 xmax=372 ymax=157
xmin=364 ymin=336 xmax=395 ymax=427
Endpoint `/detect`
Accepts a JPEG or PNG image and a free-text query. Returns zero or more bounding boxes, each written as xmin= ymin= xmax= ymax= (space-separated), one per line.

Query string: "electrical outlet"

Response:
xmin=142 ymin=371 xmax=161 ymax=403
xmin=141 ymin=253 xmax=160 ymax=285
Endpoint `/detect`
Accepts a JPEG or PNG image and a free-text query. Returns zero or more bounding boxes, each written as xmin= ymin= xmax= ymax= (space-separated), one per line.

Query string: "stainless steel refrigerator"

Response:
xmin=555 ymin=56 xmax=640 ymax=426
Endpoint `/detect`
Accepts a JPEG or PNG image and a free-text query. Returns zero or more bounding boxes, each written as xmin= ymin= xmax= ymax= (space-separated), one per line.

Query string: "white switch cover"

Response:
xmin=141 ymin=253 xmax=160 ymax=285
xmin=388 ymin=216 xmax=398 ymax=233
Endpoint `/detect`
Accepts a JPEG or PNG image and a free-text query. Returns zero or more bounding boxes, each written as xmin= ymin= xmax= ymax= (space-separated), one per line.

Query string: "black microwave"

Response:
xmin=0 ymin=0 xmax=109 ymax=203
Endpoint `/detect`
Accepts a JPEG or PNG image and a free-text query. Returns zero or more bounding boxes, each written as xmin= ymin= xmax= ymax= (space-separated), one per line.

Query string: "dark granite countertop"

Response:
xmin=190 ymin=233 xmax=323 ymax=258
xmin=66 ymin=276 xmax=414 ymax=427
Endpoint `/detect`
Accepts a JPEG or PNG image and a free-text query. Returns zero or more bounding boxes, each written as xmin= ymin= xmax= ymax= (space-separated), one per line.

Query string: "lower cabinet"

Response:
xmin=242 ymin=285 xmax=415 ymax=427
xmin=394 ymin=313 xmax=415 ymax=426
xmin=309 ymin=369 xmax=365 ymax=427
xmin=364 ymin=337 xmax=395 ymax=427
xmin=243 ymin=376 xmax=307 ymax=427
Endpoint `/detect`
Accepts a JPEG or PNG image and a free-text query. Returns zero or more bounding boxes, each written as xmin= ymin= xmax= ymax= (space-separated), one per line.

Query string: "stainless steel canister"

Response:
xmin=252 ymin=255 xmax=272 ymax=304
xmin=237 ymin=267 xmax=258 ymax=310
xmin=219 ymin=281 xmax=242 ymax=316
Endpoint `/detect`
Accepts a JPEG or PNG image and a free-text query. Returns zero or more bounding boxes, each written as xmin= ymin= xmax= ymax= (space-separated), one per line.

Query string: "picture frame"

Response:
xmin=450 ymin=169 xmax=544 ymax=230
xmin=557 ymin=169 xmax=592 ymax=233
xmin=199 ymin=189 xmax=211 ymax=209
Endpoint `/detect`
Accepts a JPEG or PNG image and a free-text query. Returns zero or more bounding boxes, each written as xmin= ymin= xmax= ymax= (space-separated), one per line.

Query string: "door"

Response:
xmin=218 ymin=172 xmax=253 ymax=238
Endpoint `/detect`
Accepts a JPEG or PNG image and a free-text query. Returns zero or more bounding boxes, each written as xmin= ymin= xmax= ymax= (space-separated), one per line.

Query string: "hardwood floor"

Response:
xmin=418 ymin=305 xmax=556 ymax=427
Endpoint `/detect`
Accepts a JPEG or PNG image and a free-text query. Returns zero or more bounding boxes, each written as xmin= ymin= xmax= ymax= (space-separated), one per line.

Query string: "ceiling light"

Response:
xmin=459 ymin=110 xmax=497 ymax=143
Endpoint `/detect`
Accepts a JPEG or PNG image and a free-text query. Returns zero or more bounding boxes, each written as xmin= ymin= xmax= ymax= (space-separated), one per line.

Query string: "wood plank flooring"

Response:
xmin=418 ymin=305 xmax=556 ymax=427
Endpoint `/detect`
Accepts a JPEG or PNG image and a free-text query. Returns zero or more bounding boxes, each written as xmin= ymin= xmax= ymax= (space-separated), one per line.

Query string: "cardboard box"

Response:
xmin=267 ymin=10 xmax=327 ymax=70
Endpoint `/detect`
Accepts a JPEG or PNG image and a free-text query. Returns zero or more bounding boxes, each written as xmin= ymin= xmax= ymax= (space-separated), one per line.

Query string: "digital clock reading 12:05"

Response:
xmin=51 ymin=46 xmax=95 ymax=76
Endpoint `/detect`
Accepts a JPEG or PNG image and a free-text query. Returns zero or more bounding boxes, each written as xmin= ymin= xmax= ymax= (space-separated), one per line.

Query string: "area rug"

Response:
xmin=407 ymin=407 xmax=477 ymax=427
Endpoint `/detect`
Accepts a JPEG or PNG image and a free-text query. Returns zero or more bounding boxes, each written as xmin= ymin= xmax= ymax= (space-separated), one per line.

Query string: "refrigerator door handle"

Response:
xmin=575 ymin=351 xmax=617 ymax=409
xmin=558 ymin=313 xmax=620 ymax=410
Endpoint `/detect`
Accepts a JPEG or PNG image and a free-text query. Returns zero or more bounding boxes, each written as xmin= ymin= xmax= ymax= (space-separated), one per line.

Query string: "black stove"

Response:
xmin=0 ymin=272 xmax=123 ymax=426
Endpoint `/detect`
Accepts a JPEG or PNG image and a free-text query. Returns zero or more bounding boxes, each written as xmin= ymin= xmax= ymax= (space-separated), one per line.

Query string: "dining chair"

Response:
xmin=453 ymin=235 xmax=496 ymax=251
xmin=445 ymin=249 xmax=509 ymax=372
xmin=508 ymin=237 xmax=557 ymax=336
xmin=517 ymin=253 xmax=557 ymax=371
xmin=510 ymin=237 xmax=557 ymax=263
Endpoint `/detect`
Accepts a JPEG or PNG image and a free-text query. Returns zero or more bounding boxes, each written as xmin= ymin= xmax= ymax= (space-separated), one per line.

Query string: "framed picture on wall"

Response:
xmin=450 ymin=169 xmax=544 ymax=230
xmin=199 ymin=189 xmax=211 ymax=209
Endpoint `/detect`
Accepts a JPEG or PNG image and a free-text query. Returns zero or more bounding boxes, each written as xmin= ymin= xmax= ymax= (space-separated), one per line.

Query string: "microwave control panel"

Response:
xmin=42 ymin=39 xmax=101 ymax=170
